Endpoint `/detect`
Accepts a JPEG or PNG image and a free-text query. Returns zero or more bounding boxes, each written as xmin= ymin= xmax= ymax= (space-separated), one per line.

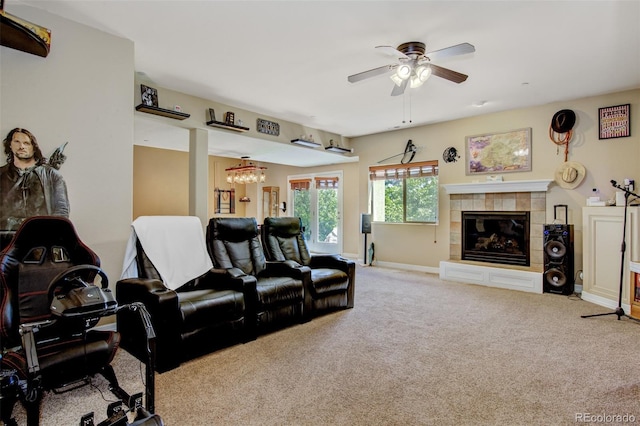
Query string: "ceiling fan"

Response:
xmin=347 ymin=41 xmax=475 ymax=96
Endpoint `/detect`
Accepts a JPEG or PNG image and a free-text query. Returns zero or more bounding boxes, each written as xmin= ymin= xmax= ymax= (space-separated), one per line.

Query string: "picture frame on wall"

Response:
xmin=599 ymin=104 xmax=630 ymax=139
xmin=465 ymin=127 xmax=532 ymax=175
xmin=214 ymin=188 xmax=235 ymax=214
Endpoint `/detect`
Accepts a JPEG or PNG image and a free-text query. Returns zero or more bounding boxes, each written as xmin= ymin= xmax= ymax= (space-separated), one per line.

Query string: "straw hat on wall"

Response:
xmin=555 ymin=161 xmax=586 ymax=189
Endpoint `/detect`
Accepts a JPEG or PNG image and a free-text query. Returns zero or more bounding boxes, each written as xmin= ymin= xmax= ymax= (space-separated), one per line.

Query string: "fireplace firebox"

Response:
xmin=462 ymin=211 xmax=530 ymax=266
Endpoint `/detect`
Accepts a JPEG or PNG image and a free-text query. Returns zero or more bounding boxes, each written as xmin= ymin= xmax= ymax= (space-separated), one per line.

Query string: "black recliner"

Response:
xmin=116 ymin=216 xmax=252 ymax=372
xmin=0 ymin=216 xmax=121 ymax=425
xmin=261 ymin=217 xmax=355 ymax=318
xmin=206 ymin=217 xmax=311 ymax=331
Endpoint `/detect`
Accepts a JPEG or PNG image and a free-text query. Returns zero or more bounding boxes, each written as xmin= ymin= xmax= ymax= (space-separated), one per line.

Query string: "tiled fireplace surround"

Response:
xmin=439 ymin=180 xmax=553 ymax=293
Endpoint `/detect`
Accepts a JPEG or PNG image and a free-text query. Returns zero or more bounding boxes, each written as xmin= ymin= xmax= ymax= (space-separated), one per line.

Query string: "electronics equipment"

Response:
xmin=360 ymin=214 xmax=372 ymax=234
xmin=361 ymin=213 xmax=372 ymax=266
xmin=50 ymin=286 xmax=117 ymax=318
xmin=1 ymin=262 xmax=162 ymax=425
xmin=543 ymin=223 xmax=574 ymax=295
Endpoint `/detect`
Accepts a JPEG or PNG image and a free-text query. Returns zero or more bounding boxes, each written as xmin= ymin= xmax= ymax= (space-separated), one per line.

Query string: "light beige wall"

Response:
xmin=134 ymin=146 xmax=254 ymax=219
xmin=134 ymin=77 xmax=350 ymax=153
xmin=1 ymin=6 xmax=134 ymax=283
xmin=133 ymin=90 xmax=639 ymax=271
xmin=133 ymin=148 xmax=363 ymax=256
xmin=352 ymin=89 xmax=640 ymax=272
xmin=133 ymin=146 xmax=189 ymax=217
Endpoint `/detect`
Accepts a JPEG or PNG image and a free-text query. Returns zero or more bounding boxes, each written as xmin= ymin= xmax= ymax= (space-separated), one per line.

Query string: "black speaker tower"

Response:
xmin=543 ymin=205 xmax=574 ymax=295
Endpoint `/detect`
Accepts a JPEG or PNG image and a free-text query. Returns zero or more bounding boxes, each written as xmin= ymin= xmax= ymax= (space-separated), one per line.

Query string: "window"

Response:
xmin=369 ymin=160 xmax=439 ymax=223
xmin=290 ymin=178 xmax=311 ymax=240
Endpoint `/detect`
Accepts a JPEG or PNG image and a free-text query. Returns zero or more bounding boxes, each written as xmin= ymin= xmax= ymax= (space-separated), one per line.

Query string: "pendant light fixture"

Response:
xmin=225 ymin=157 xmax=267 ymax=184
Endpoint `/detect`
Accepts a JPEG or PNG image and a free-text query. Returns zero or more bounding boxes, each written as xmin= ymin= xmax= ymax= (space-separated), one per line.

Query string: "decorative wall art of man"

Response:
xmin=0 ymin=128 xmax=69 ymax=240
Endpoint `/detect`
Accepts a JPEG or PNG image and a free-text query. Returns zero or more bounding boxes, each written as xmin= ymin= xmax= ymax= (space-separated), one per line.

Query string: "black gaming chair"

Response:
xmin=0 ymin=216 xmax=122 ymax=425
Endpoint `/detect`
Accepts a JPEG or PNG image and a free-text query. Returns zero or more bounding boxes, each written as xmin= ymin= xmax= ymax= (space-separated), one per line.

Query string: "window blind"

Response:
xmin=368 ymin=160 xmax=439 ymax=181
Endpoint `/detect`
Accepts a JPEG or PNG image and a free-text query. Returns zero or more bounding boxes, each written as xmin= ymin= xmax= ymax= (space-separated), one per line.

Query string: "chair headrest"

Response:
xmin=1 ymin=216 xmax=98 ymax=264
xmin=209 ymin=217 xmax=258 ymax=242
xmin=263 ymin=217 xmax=301 ymax=238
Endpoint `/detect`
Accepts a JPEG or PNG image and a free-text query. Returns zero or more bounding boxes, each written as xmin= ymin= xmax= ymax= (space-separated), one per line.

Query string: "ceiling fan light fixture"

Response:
xmin=396 ymin=64 xmax=412 ymax=79
xmin=409 ymin=75 xmax=423 ymax=89
xmin=409 ymin=65 xmax=431 ymax=88
xmin=415 ymin=65 xmax=432 ymax=82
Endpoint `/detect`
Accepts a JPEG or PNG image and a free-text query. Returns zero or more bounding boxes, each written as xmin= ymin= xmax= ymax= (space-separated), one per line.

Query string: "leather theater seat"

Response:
xmin=206 ymin=217 xmax=310 ymax=331
xmin=261 ymin=217 xmax=355 ymax=318
xmin=116 ymin=216 xmax=252 ymax=372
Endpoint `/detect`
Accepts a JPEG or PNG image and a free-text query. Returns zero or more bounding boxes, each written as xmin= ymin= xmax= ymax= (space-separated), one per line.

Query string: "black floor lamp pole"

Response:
xmin=582 ymin=180 xmax=638 ymax=320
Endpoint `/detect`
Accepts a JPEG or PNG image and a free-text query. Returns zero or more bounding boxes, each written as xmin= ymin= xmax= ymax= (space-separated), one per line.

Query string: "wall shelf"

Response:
xmin=206 ymin=120 xmax=249 ymax=132
xmin=325 ymin=145 xmax=353 ymax=154
xmin=291 ymin=138 xmax=321 ymax=148
xmin=135 ymin=104 xmax=190 ymax=120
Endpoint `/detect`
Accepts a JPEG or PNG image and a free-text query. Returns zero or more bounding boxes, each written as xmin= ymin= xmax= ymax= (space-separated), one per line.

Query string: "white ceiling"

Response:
xmin=12 ymin=0 xmax=640 ymax=166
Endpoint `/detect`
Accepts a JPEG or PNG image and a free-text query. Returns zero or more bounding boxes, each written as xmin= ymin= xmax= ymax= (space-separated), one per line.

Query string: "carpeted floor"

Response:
xmin=8 ymin=265 xmax=640 ymax=425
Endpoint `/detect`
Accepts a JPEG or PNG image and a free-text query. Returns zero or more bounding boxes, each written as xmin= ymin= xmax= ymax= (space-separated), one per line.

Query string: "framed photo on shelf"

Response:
xmin=465 ymin=127 xmax=532 ymax=175
xmin=599 ymin=104 xmax=630 ymax=139
xmin=208 ymin=108 xmax=216 ymax=122
xmin=140 ymin=84 xmax=158 ymax=107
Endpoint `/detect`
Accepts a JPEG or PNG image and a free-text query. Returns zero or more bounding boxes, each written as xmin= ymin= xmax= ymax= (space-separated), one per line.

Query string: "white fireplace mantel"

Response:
xmin=442 ymin=179 xmax=554 ymax=194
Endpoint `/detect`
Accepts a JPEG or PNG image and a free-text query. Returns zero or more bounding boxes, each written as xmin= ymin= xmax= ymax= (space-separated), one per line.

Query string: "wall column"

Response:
xmin=189 ymin=128 xmax=209 ymax=223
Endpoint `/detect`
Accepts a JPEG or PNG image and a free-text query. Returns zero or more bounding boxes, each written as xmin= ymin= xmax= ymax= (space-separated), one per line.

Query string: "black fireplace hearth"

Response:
xmin=462 ymin=211 xmax=530 ymax=266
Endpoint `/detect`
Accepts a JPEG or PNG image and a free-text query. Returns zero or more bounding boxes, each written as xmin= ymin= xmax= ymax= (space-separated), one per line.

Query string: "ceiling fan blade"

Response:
xmin=425 ymin=42 xmax=475 ymax=60
xmin=390 ymin=79 xmax=408 ymax=96
xmin=375 ymin=45 xmax=409 ymax=59
xmin=347 ymin=64 xmax=394 ymax=83
xmin=430 ymin=64 xmax=469 ymax=84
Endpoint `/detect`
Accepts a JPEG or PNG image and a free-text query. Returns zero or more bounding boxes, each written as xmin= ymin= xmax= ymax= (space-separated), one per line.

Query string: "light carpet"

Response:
xmin=9 ymin=265 xmax=640 ymax=425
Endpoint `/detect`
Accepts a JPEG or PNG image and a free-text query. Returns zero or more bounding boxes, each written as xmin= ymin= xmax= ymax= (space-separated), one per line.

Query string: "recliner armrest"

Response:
xmin=212 ymin=267 xmax=258 ymax=338
xmin=116 ymin=277 xmax=183 ymax=370
xmin=309 ymin=254 xmax=355 ymax=273
xmin=190 ymin=268 xmax=256 ymax=294
xmin=264 ymin=261 xmax=311 ymax=280
xmin=309 ymin=256 xmax=356 ymax=309
xmin=116 ymin=278 xmax=180 ymax=320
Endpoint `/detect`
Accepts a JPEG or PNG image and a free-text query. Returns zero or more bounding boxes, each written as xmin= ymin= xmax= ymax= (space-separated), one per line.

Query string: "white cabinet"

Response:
xmin=582 ymin=206 xmax=640 ymax=310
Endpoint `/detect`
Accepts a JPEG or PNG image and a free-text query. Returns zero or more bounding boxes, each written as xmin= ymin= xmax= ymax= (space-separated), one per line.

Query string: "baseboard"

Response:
xmin=366 ymin=260 xmax=439 ymax=274
xmin=439 ymin=260 xmax=543 ymax=294
xmin=581 ymin=291 xmax=631 ymax=313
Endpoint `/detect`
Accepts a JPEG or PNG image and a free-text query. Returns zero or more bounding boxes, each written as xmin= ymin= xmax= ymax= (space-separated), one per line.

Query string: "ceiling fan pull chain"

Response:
xmin=403 ymin=93 xmax=406 ymax=123
xmin=409 ymin=92 xmax=413 ymax=124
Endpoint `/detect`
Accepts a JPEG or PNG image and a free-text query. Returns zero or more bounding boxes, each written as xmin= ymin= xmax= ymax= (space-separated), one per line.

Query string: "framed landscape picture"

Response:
xmin=599 ymin=104 xmax=630 ymax=139
xmin=465 ymin=128 xmax=532 ymax=175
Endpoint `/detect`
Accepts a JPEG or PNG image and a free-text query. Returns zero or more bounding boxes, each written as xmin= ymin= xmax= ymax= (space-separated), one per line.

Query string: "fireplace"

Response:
xmin=441 ymin=180 xmax=552 ymax=294
xmin=462 ymin=211 xmax=530 ymax=267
